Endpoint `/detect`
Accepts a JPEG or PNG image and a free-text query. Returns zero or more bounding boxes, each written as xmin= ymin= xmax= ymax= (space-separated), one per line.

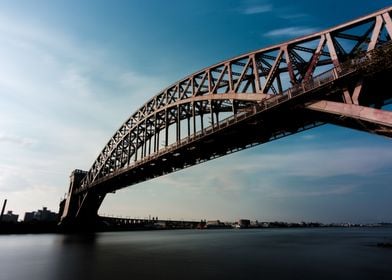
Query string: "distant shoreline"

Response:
xmin=1 ymin=221 xmax=391 ymax=235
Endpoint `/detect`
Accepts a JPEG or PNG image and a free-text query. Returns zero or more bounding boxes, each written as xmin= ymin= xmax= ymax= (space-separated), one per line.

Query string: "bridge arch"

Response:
xmin=59 ymin=7 xmax=392 ymax=227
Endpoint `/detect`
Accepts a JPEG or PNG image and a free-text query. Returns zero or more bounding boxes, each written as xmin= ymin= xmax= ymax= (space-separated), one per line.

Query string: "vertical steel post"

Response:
xmin=193 ymin=101 xmax=196 ymax=135
xmin=148 ymin=133 xmax=151 ymax=156
xmin=156 ymin=130 xmax=160 ymax=152
xmin=177 ymin=105 xmax=180 ymax=142
xmin=187 ymin=107 xmax=191 ymax=137
xmin=165 ymin=109 xmax=169 ymax=147
xmin=135 ymin=125 xmax=139 ymax=161
xmin=153 ymin=115 xmax=157 ymax=153
xmin=251 ymin=54 xmax=261 ymax=93
xmin=0 ymin=199 xmax=7 ymax=222
xmin=210 ymin=100 xmax=214 ymax=128
xmin=127 ymin=133 xmax=132 ymax=166
xmin=143 ymin=119 xmax=148 ymax=158
xmin=200 ymin=104 xmax=204 ymax=131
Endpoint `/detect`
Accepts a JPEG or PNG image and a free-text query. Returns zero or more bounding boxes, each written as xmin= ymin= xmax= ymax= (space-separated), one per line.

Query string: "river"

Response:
xmin=0 ymin=227 xmax=391 ymax=280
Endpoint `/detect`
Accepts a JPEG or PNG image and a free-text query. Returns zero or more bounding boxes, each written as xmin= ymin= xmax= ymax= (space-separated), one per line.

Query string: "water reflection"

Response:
xmin=1 ymin=228 xmax=392 ymax=280
xmin=59 ymin=233 xmax=98 ymax=245
xmin=51 ymin=234 xmax=98 ymax=280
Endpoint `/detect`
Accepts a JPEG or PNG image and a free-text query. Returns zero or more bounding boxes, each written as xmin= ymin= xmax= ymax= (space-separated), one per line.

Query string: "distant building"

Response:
xmin=23 ymin=212 xmax=36 ymax=223
xmin=2 ymin=211 xmax=18 ymax=223
xmin=23 ymin=207 xmax=58 ymax=223
xmin=236 ymin=219 xmax=250 ymax=228
xmin=205 ymin=220 xmax=231 ymax=229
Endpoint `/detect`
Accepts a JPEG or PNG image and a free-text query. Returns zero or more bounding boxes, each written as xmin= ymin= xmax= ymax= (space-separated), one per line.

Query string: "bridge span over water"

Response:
xmin=59 ymin=7 xmax=392 ymax=228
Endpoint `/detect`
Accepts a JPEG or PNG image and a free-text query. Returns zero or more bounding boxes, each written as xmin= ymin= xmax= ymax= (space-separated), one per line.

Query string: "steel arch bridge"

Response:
xmin=60 ymin=7 xmax=392 ymax=227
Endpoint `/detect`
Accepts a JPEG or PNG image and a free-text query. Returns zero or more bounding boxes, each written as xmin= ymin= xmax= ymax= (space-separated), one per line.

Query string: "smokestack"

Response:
xmin=0 ymin=199 xmax=7 ymax=222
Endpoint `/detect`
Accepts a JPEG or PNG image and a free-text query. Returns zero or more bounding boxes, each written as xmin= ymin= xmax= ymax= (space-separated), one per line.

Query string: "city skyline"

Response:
xmin=1 ymin=0 xmax=391 ymax=223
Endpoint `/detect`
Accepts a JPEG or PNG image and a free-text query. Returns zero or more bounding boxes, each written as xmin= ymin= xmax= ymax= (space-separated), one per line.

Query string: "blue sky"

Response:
xmin=0 ymin=0 xmax=391 ymax=223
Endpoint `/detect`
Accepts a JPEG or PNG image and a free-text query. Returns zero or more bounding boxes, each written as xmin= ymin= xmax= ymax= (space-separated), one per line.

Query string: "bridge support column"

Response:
xmin=59 ymin=169 xmax=106 ymax=231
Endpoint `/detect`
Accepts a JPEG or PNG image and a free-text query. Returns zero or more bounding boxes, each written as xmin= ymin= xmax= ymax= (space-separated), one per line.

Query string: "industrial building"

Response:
xmin=24 ymin=207 xmax=58 ymax=223
xmin=1 ymin=211 xmax=19 ymax=223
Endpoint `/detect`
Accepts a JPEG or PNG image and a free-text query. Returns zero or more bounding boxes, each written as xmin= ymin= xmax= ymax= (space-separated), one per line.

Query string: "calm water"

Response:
xmin=1 ymin=228 xmax=392 ymax=280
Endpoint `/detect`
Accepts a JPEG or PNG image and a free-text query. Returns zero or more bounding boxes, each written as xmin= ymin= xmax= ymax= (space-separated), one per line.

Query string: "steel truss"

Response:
xmin=79 ymin=7 xmax=392 ymax=192
xmin=59 ymin=6 xmax=392 ymax=226
xmin=59 ymin=7 xmax=392 ymax=226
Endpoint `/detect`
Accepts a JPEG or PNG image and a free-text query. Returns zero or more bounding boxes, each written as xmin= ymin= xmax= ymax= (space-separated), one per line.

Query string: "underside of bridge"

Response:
xmin=58 ymin=7 xmax=392 ymax=230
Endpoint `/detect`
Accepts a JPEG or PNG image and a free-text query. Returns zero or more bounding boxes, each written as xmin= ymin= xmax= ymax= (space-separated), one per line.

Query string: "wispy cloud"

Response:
xmin=238 ymin=146 xmax=392 ymax=178
xmin=147 ymin=145 xmax=392 ymax=198
xmin=60 ymin=67 xmax=93 ymax=98
xmin=301 ymin=134 xmax=317 ymax=140
xmin=279 ymin=13 xmax=309 ymax=20
xmin=242 ymin=4 xmax=272 ymax=15
xmin=118 ymin=71 xmax=163 ymax=95
xmin=244 ymin=180 xmax=358 ymax=199
xmin=0 ymin=13 xmax=166 ymax=216
xmin=293 ymin=184 xmax=357 ymax=197
xmin=0 ymin=134 xmax=34 ymax=147
xmin=0 ymin=167 xmax=31 ymax=192
xmin=101 ymin=141 xmax=392 ymax=221
xmin=265 ymin=26 xmax=318 ymax=38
